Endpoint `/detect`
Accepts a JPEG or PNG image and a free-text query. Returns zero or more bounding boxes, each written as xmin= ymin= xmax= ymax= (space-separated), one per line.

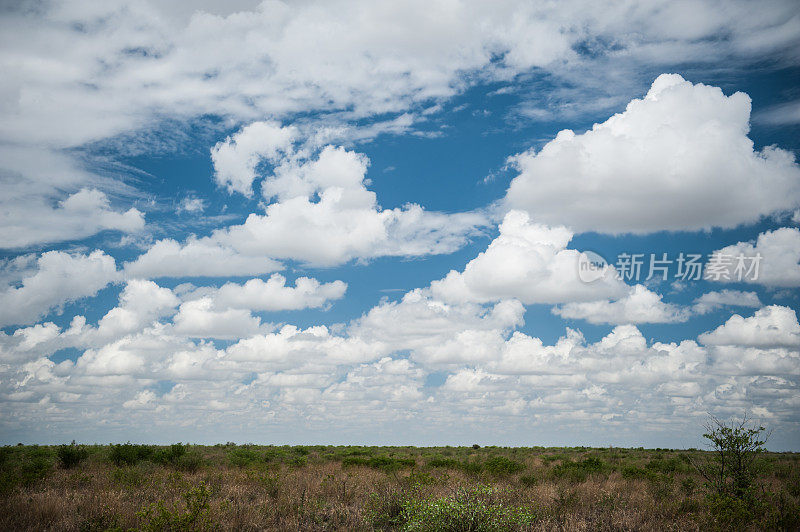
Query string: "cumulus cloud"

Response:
xmin=3 ymin=1 xmax=798 ymax=150
xmin=553 ymin=284 xmax=691 ymax=324
xmin=430 ymin=210 xmax=626 ymax=305
xmin=3 ymin=1 xmax=798 ymax=249
xmin=0 ymin=189 xmax=144 ymax=249
xmin=172 ymin=298 xmax=265 ymax=339
xmin=93 ymin=280 xmax=180 ymax=339
xmin=211 ymin=121 xmax=298 ymax=196
xmin=127 ymin=141 xmax=488 ymax=275
xmin=3 ymin=0 xmax=800 ymax=446
xmin=699 ymin=305 xmax=800 ymax=348
xmin=124 ymin=237 xmax=282 ymax=278
xmin=349 ymin=289 xmax=525 ymax=365
xmin=0 ymin=250 xmax=119 ymax=327
xmin=2 ymin=277 xmax=798 ymax=444
xmin=504 ymin=74 xmax=800 ymax=233
xmin=199 ymin=274 xmax=347 ymax=312
xmin=709 ymin=227 xmax=800 ymax=287
xmin=692 ymin=290 xmax=762 ymax=315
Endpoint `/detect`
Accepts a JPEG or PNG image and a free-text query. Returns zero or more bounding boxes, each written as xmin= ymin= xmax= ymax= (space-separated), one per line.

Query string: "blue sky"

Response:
xmin=1 ymin=0 xmax=799 ymax=450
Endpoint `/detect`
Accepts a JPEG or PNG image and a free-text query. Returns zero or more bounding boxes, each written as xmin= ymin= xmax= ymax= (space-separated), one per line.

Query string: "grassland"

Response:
xmin=0 ymin=443 xmax=798 ymax=531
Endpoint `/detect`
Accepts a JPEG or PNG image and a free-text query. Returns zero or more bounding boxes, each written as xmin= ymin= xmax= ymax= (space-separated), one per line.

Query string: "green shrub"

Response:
xmin=153 ymin=443 xmax=187 ymax=465
xmin=681 ymin=476 xmax=696 ymax=496
xmin=621 ymin=465 xmax=652 ymax=480
xmin=342 ymin=455 xmax=415 ymax=471
xmin=110 ymin=466 xmax=147 ymax=488
xmin=762 ymin=490 xmax=800 ymax=531
xmin=174 ymin=450 xmax=204 ymax=473
xmin=289 ymin=455 xmax=307 ymax=468
xmin=138 ymin=481 xmax=213 ymax=531
xmin=706 ymin=492 xmax=760 ymax=530
xmin=483 ymin=456 xmax=525 ymax=476
xmin=519 ymin=474 xmax=537 ymax=486
xmin=551 ymin=457 xmax=605 ymax=482
xmin=108 ymin=443 xmax=154 ymax=466
xmin=58 ymin=442 xmax=89 ymax=469
xmin=645 ymin=457 xmax=685 ymax=474
xmin=427 ymin=457 xmax=461 ymax=469
xmin=294 ymin=445 xmax=310 ymax=456
xmin=365 ymin=485 xmax=413 ymax=529
xmin=4 ymin=446 xmax=55 ymax=490
xmin=401 ymin=484 xmax=536 ymax=531
xmin=263 ymin=447 xmax=291 ymax=463
xmin=228 ymin=447 xmax=262 ymax=468
xmin=690 ymin=416 xmax=768 ymax=500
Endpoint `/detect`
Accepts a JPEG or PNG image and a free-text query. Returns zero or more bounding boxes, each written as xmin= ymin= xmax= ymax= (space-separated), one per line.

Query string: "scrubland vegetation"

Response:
xmin=0 ymin=435 xmax=798 ymax=531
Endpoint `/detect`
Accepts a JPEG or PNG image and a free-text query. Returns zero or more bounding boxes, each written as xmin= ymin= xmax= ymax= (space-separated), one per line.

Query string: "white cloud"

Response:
xmin=123 ymin=390 xmax=157 ymax=409
xmin=709 ymin=227 xmax=800 ymax=287
xmin=692 ymin=290 xmax=762 ymax=315
xmin=755 ymin=99 xmax=800 ymax=125
xmin=211 ymin=121 xmax=298 ymax=196
xmin=553 ymin=284 xmax=690 ymax=325
xmin=349 ymin=289 xmax=525 ymax=365
xmin=0 ymin=250 xmax=119 ymax=327
xmin=2 ymin=284 xmax=799 ymax=444
xmin=172 ymin=298 xmax=265 ymax=339
xmin=177 ymin=197 xmax=206 ymax=214
xmin=12 ymin=323 xmax=61 ymax=351
xmin=504 ymin=74 xmax=800 ymax=233
xmin=227 ymin=324 xmax=378 ymax=369
xmin=0 ymin=189 xmax=144 ymax=249
xmin=4 ymin=1 xmax=799 ymax=249
xmin=2 ymin=0 xmax=797 ymax=150
xmin=200 ymin=274 xmax=346 ymax=312
xmin=430 ymin=210 xmax=627 ymax=305
xmin=94 ymin=280 xmax=180 ymax=339
xmin=124 ymin=237 xmax=282 ymax=278
xmin=127 ymin=141 xmax=488 ymax=275
xmin=699 ymin=305 xmax=800 ymax=348
xmin=3 ymin=0 xmax=800 ymax=446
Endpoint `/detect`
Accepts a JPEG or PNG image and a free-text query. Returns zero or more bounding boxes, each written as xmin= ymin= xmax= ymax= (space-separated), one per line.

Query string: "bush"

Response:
xmin=401 ymin=484 xmax=536 ymax=531
xmin=174 ymin=451 xmax=204 ymax=473
xmin=58 ymin=442 xmax=89 ymax=469
xmin=551 ymin=457 xmax=605 ymax=482
xmin=138 ymin=481 xmax=213 ymax=531
xmin=342 ymin=455 xmax=416 ymax=471
xmin=427 ymin=457 xmax=461 ymax=469
xmin=110 ymin=466 xmax=147 ymax=487
xmin=621 ymin=465 xmax=651 ymax=480
xmin=365 ymin=485 xmax=413 ymax=529
xmin=483 ymin=456 xmax=525 ymax=476
xmin=689 ymin=415 xmax=769 ymax=500
xmin=153 ymin=443 xmax=187 ymax=465
xmin=228 ymin=447 xmax=262 ymax=468
xmin=109 ymin=443 xmax=154 ymax=466
xmin=7 ymin=448 xmax=54 ymax=491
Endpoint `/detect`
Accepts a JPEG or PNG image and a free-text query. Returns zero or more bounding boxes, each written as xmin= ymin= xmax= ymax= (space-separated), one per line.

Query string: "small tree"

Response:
xmin=57 ymin=441 xmax=88 ymax=469
xmin=691 ymin=414 xmax=769 ymax=499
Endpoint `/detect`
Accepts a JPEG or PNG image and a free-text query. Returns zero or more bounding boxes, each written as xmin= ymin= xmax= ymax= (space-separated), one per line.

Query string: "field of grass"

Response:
xmin=0 ymin=443 xmax=798 ymax=531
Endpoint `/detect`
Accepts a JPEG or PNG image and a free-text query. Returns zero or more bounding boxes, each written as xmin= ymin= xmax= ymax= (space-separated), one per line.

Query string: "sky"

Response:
xmin=1 ymin=0 xmax=799 ymax=450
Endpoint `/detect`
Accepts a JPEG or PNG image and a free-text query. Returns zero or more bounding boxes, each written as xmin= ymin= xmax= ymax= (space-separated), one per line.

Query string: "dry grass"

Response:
xmin=0 ymin=444 xmax=797 ymax=531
